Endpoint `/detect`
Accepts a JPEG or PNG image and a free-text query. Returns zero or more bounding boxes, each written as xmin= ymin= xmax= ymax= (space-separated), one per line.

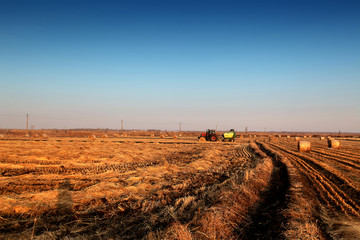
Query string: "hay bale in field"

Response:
xmin=114 ymin=134 xmax=120 ymax=137
xmin=253 ymin=135 xmax=256 ymax=138
xmin=160 ymin=134 xmax=165 ymax=139
xmin=102 ymin=134 xmax=108 ymax=138
xmin=88 ymin=135 xmax=96 ymax=141
xmin=25 ymin=133 xmax=30 ymax=137
xmin=303 ymin=136 xmax=307 ymax=139
xmin=287 ymin=135 xmax=290 ymax=139
xmin=298 ymin=141 xmax=311 ymax=152
xmin=295 ymin=137 xmax=300 ymax=141
xmin=328 ymin=139 xmax=340 ymax=149
xmin=32 ymin=134 xmax=39 ymax=138
xmin=278 ymin=135 xmax=282 ymax=138
xmin=320 ymin=137 xmax=325 ymax=140
xmin=41 ymin=134 xmax=48 ymax=139
xmin=150 ymin=134 xmax=155 ymax=137
xmin=173 ymin=135 xmax=178 ymax=139
xmin=0 ymin=134 xmax=4 ymax=138
xmin=199 ymin=137 xmax=206 ymax=142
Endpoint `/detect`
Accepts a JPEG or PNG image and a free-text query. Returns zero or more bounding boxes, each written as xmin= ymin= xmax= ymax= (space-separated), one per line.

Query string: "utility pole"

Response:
xmin=245 ymin=126 xmax=248 ymax=134
xmin=179 ymin=122 xmax=182 ymax=132
xmin=215 ymin=124 xmax=217 ymax=131
xmin=26 ymin=113 xmax=29 ymax=131
xmin=121 ymin=120 xmax=123 ymax=131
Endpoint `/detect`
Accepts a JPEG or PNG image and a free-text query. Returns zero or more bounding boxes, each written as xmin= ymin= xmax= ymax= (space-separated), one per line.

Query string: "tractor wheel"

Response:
xmin=199 ymin=137 xmax=206 ymax=142
xmin=211 ymin=135 xmax=217 ymax=141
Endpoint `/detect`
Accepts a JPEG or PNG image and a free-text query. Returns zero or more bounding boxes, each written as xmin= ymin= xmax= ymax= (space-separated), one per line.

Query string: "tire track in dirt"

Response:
xmin=239 ymin=142 xmax=290 ymax=240
xmin=267 ymin=142 xmax=360 ymax=217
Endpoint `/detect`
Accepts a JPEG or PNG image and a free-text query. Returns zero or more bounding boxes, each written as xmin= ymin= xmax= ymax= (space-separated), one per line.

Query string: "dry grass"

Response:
xmin=159 ymin=143 xmax=274 ymax=239
xmin=1 ymin=131 xmax=359 ymax=239
xmin=0 ymin=136 xmax=249 ymax=239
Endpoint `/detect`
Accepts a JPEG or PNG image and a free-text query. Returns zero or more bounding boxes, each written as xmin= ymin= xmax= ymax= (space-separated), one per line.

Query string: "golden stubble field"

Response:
xmin=0 ymin=131 xmax=360 ymax=239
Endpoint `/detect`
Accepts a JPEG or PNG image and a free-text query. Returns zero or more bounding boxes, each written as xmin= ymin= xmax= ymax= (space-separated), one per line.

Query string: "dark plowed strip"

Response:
xmin=239 ymin=143 xmax=290 ymax=240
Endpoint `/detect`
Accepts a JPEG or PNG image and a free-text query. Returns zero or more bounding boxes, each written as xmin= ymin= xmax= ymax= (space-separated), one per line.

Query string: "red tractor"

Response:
xmin=198 ymin=129 xmax=218 ymax=142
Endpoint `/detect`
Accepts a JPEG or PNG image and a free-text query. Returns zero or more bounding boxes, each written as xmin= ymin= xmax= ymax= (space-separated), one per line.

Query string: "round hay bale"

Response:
xmin=32 ymin=134 xmax=39 ymax=138
xmin=199 ymin=137 xmax=206 ymax=142
xmin=88 ymin=135 xmax=96 ymax=141
xmin=25 ymin=133 xmax=30 ymax=137
xmin=287 ymin=135 xmax=290 ymax=139
xmin=150 ymin=134 xmax=155 ymax=137
xmin=41 ymin=134 xmax=48 ymax=139
xmin=102 ymin=134 xmax=108 ymax=138
xmin=173 ymin=135 xmax=178 ymax=139
xmin=253 ymin=135 xmax=256 ymax=138
xmin=114 ymin=134 xmax=120 ymax=137
xmin=160 ymin=134 xmax=165 ymax=139
xmin=303 ymin=136 xmax=307 ymax=139
xmin=0 ymin=134 xmax=4 ymax=138
xmin=328 ymin=139 xmax=340 ymax=149
xmin=298 ymin=141 xmax=311 ymax=152
xmin=320 ymin=137 xmax=325 ymax=140
xmin=278 ymin=135 xmax=281 ymax=138
xmin=295 ymin=137 xmax=300 ymax=141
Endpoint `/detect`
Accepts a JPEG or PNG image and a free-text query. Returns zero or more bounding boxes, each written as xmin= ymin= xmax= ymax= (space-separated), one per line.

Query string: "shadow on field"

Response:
xmin=56 ymin=179 xmax=73 ymax=215
xmin=239 ymin=151 xmax=290 ymax=240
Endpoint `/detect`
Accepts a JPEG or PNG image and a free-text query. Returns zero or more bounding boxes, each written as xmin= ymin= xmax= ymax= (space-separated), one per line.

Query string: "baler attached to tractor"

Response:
xmin=221 ymin=129 xmax=236 ymax=142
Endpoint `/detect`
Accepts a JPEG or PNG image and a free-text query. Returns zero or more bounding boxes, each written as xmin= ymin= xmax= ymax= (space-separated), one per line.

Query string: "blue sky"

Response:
xmin=1 ymin=0 xmax=359 ymax=132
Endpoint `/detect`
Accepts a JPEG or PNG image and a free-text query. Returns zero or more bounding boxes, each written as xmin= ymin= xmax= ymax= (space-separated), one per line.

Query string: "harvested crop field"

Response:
xmin=0 ymin=133 xmax=360 ymax=239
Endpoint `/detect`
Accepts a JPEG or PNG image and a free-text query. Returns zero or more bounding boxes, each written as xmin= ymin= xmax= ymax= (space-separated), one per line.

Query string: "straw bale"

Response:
xmin=328 ymin=139 xmax=340 ymax=149
xmin=199 ymin=137 xmax=206 ymax=142
xmin=88 ymin=135 xmax=96 ymax=141
xmin=298 ymin=141 xmax=311 ymax=152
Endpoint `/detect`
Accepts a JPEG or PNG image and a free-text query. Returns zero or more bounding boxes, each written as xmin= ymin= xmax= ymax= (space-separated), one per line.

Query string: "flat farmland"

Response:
xmin=0 ymin=134 xmax=360 ymax=239
xmin=0 ymin=136 xmax=262 ymax=239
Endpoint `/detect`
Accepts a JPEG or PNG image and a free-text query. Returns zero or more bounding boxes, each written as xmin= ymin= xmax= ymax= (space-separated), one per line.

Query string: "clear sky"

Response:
xmin=1 ymin=0 xmax=359 ymax=132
